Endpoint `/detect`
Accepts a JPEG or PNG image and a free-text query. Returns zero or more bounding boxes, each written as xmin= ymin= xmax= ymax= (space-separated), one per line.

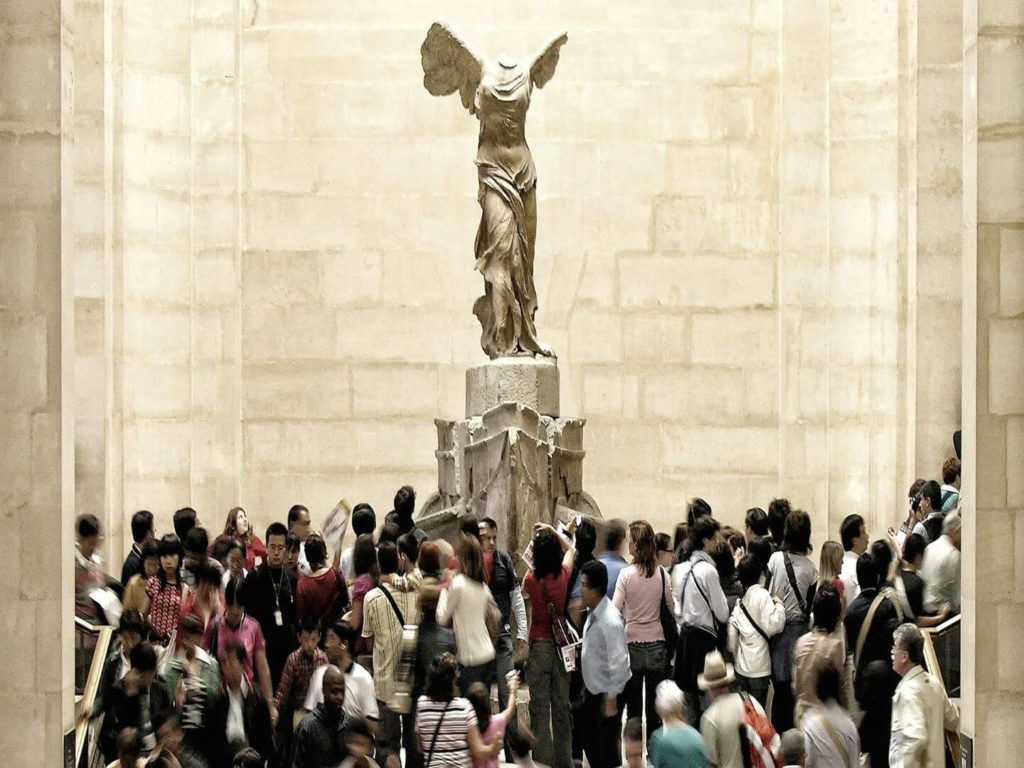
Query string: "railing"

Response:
xmin=923 ymin=613 xmax=961 ymax=764
xmin=75 ymin=617 xmax=113 ymax=768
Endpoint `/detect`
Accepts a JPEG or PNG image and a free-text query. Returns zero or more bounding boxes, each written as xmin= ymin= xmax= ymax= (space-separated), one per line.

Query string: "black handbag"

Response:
xmin=659 ymin=568 xmax=679 ymax=649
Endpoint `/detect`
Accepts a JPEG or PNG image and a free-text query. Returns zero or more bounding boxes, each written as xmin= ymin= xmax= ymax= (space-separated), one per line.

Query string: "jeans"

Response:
xmin=459 ymin=658 xmax=495 ymax=696
xmin=494 ymin=633 xmax=515 ymax=709
xmin=527 ymin=639 xmax=572 ymax=768
xmin=624 ymin=641 xmax=668 ymax=738
xmin=735 ymin=673 xmax=770 ymax=710
xmin=375 ymin=701 xmax=404 ymax=765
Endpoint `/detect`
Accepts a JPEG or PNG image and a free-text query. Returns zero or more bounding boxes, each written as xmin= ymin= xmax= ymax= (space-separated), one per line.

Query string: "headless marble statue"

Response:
xmin=421 ymin=23 xmax=568 ymax=359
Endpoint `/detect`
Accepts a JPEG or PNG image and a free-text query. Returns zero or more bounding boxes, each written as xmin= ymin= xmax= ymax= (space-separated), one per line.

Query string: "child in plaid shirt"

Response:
xmin=275 ymin=616 xmax=328 ymax=731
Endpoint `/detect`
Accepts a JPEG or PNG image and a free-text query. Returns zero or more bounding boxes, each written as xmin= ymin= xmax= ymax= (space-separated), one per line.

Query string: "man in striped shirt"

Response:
xmin=363 ymin=541 xmax=421 ymax=767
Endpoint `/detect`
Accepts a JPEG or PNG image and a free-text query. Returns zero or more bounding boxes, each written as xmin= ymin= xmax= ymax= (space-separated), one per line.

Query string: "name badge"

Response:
xmin=274 ymin=609 xmax=283 ymax=627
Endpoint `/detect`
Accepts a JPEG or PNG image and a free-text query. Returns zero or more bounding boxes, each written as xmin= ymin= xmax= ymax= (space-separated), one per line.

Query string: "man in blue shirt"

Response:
xmin=580 ymin=559 xmax=631 ymax=768
xmin=598 ymin=519 xmax=629 ymax=599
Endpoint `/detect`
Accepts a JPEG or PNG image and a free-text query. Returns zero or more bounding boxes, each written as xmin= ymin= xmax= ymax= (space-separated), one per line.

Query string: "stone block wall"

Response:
xmin=0 ymin=2 xmax=76 ymax=765
xmin=80 ymin=0 xmax=941 ymax=556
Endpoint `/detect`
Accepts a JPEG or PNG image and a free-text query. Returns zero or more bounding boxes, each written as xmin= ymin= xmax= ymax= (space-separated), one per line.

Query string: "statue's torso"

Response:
xmin=475 ymin=60 xmax=535 ymax=192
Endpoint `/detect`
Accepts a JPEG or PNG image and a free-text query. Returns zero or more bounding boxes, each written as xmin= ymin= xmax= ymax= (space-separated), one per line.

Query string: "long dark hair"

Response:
xmin=156 ymin=534 xmax=183 ymax=589
xmin=532 ymin=529 xmax=563 ymax=580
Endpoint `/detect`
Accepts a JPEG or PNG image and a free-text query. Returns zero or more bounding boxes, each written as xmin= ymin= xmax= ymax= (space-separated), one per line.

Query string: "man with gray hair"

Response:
xmin=889 ymin=623 xmax=959 ymax=768
xmin=920 ymin=510 xmax=961 ymax=614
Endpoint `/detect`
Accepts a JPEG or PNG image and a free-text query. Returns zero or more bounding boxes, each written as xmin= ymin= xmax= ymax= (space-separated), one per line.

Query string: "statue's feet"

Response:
xmin=537 ymin=343 xmax=556 ymax=359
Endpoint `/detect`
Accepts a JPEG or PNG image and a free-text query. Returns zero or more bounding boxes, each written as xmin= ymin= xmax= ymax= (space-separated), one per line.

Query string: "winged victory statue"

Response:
xmin=421 ymin=22 xmax=569 ymax=360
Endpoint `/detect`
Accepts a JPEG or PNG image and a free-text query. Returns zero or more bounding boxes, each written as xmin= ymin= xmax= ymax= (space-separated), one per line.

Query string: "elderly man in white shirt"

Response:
xmin=920 ymin=511 xmax=961 ymax=615
xmin=838 ymin=514 xmax=868 ymax=604
xmin=889 ymin=623 xmax=959 ymax=768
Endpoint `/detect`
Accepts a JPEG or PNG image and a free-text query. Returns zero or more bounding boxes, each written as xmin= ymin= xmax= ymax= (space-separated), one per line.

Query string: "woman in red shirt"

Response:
xmin=296 ymin=532 xmax=349 ymax=628
xmin=223 ymin=506 xmax=267 ymax=572
xmin=522 ymin=522 xmax=576 ymax=768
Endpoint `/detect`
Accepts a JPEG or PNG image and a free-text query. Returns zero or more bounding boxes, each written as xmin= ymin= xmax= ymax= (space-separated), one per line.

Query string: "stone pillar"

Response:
xmin=0 ymin=1 xmax=76 ymax=765
xmin=960 ymin=0 xmax=1024 ymax=762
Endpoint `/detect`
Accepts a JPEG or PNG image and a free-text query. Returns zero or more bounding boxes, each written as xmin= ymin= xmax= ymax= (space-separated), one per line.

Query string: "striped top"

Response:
xmin=415 ymin=696 xmax=478 ymax=768
xmin=362 ymin=583 xmax=420 ymax=702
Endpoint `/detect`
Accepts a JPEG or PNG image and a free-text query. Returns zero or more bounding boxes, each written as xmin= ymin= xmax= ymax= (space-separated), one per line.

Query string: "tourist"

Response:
xmin=297 ymin=531 xmax=349 ymax=628
xmin=613 ymin=519 xmax=674 ymax=737
xmin=912 ymin=481 xmax=944 ymax=543
xmin=149 ymin=711 xmax=207 ymax=768
xmin=121 ymin=510 xmax=155 ymax=586
xmin=288 ymin=504 xmax=313 ymax=576
xmin=656 ymin=532 xmax=675 ymax=569
xmin=362 ymin=540 xmax=421 ymax=767
xmin=620 ymin=717 xmax=646 ymax=768
xmin=940 ymin=457 xmax=961 ymax=512
xmin=146 ymin=534 xmax=186 ymax=644
xmin=211 ymin=641 xmax=274 ymax=765
xmin=713 ymin=541 xmax=743 ymax=612
xmin=780 ymin=729 xmax=806 ymax=768
xmin=275 ymin=616 xmax=328 ymax=736
xmin=727 ymin=553 xmax=786 ymax=709
xmin=182 ymin=527 xmax=224 ymax=588
xmin=648 ymin=680 xmax=709 ymax=768
xmin=222 ymin=506 xmax=266 ymax=571
xmin=292 ymin=666 xmax=353 ymax=767
xmin=672 ymin=516 xmax=729 ymax=725
xmin=897 ymin=479 xmax=927 ymax=546
xmin=793 ymin=585 xmax=847 ymax=726
xmin=899 ymin=533 xmax=951 ymax=628
xmin=339 ymin=718 xmax=379 ymax=768
xmin=844 ymin=553 xmax=900 ymax=768
xmin=579 ymin=559 xmax=630 ymax=768
xmin=699 ymin=650 xmax=769 ymax=768
xmin=380 ymin=532 xmax=423 ymax=594
xmin=766 ymin=509 xmax=817 ymax=732
xmin=566 ymin=516 xmax=597 ymax=629
xmin=416 ymin=653 xmax=501 ymax=768
xmin=213 ymin=536 xmax=247 ymax=589
xmin=106 ymin=642 xmax=168 ymax=759
xmin=438 ymin=536 xmax=496 ymax=691
xmin=75 ymin=513 xmax=105 ymax=621
xmin=598 ymin=518 xmax=629 ymax=599
xmin=522 ymin=521 xmax=576 ymax=768
xmin=303 ymin=620 xmax=379 ymax=730
xmin=838 ymin=514 xmax=868 ymax=602
xmin=348 ymin=533 xmax=378 ymax=648
xmin=232 ymin=747 xmax=267 ymax=768
xmin=816 ymin=540 xmax=846 ymax=610
xmin=744 ymin=507 xmax=770 ymax=544
xmin=746 ymin=535 xmax=774 ymax=580
xmin=800 ymin=664 xmax=861 ymax=767
xmin=122 ymin=541 xmax=159 ymax=619
xmin=342 ymin=504 xmax=377 ymax=581
xmin=180 ymin=560 xmax=224 ymax=645
xmin=767 ymin=498 xmax=791 ymax=546
xmin=108 ymin=727 xmax=145 ymax=768
xmin=286 ymin=531 xmax=302 ymax=575
xmin=173 ymin=507 xmax=199 ymax=544
xmin=92 ymin=611 xmax=148 ymax=761
xmin=889 ymin=623 xmax=960 ymax=767
xmin=209 ymin=577 xmax=274 ymax=716
xmin=163 ymin=615 xmax=223 ymax=765
xmin=466 ymin=677 xmax=518 ymax=768
xmin=478 ymin=516 xmax=529 ymax=713
xmin=241 ymin=522 xmax=298 ymax=690
xmin=921 ymin=510 xmax=962 ymax=615
xmin=393 ymin=485 xmax=429 ymax=544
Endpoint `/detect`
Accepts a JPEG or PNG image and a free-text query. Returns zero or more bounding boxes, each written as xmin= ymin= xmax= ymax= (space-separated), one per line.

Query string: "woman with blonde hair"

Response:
xmin=817 ymin=540 xmax=846 ymax=610
xmin=612 ymin=519 xmax=674 ymax=738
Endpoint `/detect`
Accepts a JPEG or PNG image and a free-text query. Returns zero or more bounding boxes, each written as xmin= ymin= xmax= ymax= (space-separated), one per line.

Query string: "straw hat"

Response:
xmin=697 ymin=650 xmax=735 ymax=691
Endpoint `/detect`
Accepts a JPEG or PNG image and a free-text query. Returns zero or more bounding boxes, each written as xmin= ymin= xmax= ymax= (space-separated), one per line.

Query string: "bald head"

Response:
xmin=322 ymin=664 xmax=346 ymax=713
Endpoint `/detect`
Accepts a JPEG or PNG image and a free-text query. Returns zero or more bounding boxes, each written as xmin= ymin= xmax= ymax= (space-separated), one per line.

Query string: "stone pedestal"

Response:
xmin=466 ymin=357 xmax=560 ymax=417
xmin=418 ymin=358 xmax=600 ymax=568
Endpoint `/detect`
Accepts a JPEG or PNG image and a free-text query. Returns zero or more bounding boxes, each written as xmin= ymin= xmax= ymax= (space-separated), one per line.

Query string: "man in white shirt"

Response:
xmin=889 ymin=623 xmax=959 ymax=768
xmin=288 ymin=504 xmax=314 ymax=576
xmin=303 ymin=621 xmax=379 ymax=732
xmin=838 ymin=514 xmax=868 ymax=603
xmin=921 ymin=511 xmax=961 ymax=614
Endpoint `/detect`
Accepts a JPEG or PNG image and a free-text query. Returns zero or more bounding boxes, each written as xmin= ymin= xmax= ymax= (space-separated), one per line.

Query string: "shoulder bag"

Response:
xmin=782 ymin=553 xmax=811 ymax=620
xmin=659 ymin=568 xmax=680 ymax=648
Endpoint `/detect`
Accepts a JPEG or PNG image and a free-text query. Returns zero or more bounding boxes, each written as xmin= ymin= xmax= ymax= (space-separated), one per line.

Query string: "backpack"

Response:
xmin=738 ymin=692 xmax=781 ymax=768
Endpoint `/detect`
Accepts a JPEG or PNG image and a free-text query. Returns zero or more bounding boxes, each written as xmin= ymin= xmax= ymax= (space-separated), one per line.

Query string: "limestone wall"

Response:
xmin=0 ymin=2 xmax=76 ymax=764
xmin=80 ymin=0 xmax=942 ymax=555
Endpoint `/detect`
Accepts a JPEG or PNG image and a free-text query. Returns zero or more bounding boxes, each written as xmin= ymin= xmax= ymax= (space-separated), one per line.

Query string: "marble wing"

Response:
xmin=421 ymin=22 xmax=484 ymax=114
xmin=529 ymin=31 xmax=569 ymax=89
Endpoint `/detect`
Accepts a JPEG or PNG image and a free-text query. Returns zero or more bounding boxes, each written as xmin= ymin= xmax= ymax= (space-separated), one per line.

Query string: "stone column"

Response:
xmin=960 ymin=0 xmax=1024 ymax=762
xmin=0 ymin=1 xmax=76 ymax=765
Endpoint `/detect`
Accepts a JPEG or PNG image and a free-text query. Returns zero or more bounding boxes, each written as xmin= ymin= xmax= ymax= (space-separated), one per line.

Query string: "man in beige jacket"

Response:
xmin=888 ymin=623 xmax=959 ymax=768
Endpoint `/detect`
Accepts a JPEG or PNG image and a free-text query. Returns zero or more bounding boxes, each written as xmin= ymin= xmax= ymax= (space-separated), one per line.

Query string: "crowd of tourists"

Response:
xmin=76 ymin=457 xmax=964 ymax=768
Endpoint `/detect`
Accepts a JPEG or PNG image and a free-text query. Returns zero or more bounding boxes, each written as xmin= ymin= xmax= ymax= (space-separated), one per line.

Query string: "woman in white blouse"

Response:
xmin=439 ymin=536 xmax=497 ymax=693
